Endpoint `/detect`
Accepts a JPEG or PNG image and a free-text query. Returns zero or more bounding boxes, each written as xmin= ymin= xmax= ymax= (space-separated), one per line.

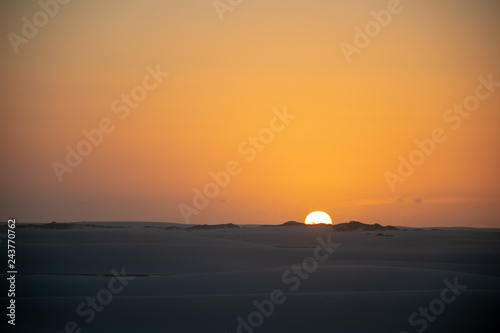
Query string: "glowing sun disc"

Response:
xmin=305 ymin=211 xmax=332 ymax=225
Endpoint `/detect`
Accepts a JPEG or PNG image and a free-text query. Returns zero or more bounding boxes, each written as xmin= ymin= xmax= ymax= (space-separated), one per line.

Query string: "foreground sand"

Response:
xmin=1 ymin=223 xmax=499 ymax=332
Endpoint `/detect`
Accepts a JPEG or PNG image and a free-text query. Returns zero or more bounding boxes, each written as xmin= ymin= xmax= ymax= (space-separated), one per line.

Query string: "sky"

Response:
xmin=1 ymin=0 xmax=499 ymax=227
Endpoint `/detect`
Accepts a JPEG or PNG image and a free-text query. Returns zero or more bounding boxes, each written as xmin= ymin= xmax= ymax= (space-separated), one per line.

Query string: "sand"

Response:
xmin=1 ymin=223 xmax=499 ymax=332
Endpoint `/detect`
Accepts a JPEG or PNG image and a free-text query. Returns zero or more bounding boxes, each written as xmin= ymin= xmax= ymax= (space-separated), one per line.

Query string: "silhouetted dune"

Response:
xmin=261 ymin=221 xmax=306 ymax=227
xmin=260 ymin=220 xmax=399 ymax=231
xmin=333 ymin=221 xmax=399 ymax=232
xmin=186 ymin=223 xmax=240 ymax=231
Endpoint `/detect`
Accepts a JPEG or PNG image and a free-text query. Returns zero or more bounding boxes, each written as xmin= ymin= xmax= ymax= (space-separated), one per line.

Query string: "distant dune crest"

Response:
xmin=262 ymin=220 xmax=399 ymax=232
xmin=4 ymin=220 xmax=398 ymax=232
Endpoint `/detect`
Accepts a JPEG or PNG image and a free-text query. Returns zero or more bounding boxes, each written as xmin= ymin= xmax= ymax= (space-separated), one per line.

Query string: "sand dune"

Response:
xmin=1 ymin=223 xmax=499 ymax=332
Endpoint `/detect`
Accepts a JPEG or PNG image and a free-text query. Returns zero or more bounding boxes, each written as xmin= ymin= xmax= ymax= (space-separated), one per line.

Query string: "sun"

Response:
xmin=305 ymin=211 xmax=332 ymax=225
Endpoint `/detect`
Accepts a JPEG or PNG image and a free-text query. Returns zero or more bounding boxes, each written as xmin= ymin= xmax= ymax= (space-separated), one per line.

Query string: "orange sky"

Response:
xmin=1 ymin=0 xmax=499 ymax=227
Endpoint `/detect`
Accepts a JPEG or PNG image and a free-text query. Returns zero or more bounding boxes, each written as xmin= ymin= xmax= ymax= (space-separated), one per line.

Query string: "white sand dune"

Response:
xmin=1 ymin=224 xmax=499 ymax=332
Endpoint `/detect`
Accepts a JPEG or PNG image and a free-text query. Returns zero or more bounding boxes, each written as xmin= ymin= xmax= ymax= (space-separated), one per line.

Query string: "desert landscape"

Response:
xmin=1 ymin=221 xmax=499 ymax=332
xmin=1 ymin=1 xmax=500 ymax=332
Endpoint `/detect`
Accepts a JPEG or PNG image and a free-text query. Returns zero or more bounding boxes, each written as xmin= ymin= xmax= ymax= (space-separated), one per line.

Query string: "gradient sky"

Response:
xmin=1 ymin=0 xmax=499 ymax=227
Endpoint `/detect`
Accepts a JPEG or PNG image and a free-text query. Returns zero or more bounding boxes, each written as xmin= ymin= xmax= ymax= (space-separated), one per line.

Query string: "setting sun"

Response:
xmin=305 ymin=211 xmax=332 ymax=225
